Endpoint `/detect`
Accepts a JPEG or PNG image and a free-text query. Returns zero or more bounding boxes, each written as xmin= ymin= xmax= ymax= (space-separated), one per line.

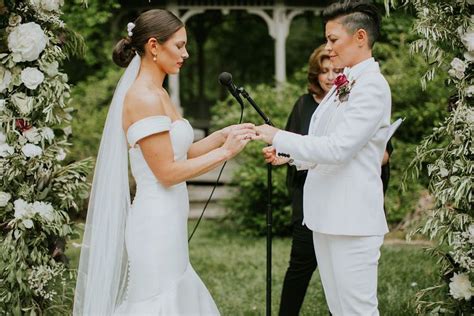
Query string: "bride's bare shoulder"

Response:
xmin=123 ymin=83 xmax=165 ymax=123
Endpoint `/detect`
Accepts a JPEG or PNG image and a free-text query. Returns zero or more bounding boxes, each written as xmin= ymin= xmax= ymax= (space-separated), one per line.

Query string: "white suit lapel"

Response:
xmin=308 ymin=66 xmax=350 ymax=135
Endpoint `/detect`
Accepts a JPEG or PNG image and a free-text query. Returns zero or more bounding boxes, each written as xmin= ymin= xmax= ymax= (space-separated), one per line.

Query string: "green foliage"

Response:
xmin=385 ymin=0 xmax=473 ymax=313
xmin=211 ymin=82 xmax=304 ymax=236
xmin=0 ymin=1 xmax=92 ymax=313
xmin=68 ymin=67 xmax=123 ymax=162
xmin=62 ymin=0 xmax=120 ymax=82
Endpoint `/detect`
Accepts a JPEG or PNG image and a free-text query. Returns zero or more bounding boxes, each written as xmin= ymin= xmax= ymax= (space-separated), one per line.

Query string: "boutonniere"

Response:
xmin=334 ymin=74 xmax=355 ymax=103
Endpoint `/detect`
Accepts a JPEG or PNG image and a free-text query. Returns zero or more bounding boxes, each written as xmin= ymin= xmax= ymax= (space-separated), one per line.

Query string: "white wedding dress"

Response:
xmin=113 ymin=115 xmax=220 ymax=315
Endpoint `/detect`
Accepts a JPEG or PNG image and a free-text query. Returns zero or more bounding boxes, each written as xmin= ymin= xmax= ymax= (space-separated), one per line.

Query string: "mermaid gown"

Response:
xmin=114 ymin=116 xmax=220 ymax=315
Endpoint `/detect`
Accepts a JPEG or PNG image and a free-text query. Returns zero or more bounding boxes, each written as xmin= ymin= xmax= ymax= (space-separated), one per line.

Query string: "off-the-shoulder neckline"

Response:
xmin=126 ymin=115 xmax=187 ymax=135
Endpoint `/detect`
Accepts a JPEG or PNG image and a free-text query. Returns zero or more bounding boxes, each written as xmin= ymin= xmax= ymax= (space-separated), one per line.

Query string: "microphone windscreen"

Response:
xmin=218 ymin=72 xmax=233 ymax=86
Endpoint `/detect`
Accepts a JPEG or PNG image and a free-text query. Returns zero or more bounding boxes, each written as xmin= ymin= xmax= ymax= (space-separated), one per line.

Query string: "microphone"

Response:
xmin=218 ymin=72 xmax=244 ymax=107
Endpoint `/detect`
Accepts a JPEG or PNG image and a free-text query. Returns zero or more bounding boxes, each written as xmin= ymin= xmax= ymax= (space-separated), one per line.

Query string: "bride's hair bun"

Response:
xmin=112 ymin=37 xmax=135 ymax=68
xmin=112 ymin=10 xmax=183 ymax=68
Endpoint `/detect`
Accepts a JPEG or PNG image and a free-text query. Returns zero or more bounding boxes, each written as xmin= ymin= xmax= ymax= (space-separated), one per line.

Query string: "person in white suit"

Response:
xmin=254 ymin=1 xmax=390 ymax=315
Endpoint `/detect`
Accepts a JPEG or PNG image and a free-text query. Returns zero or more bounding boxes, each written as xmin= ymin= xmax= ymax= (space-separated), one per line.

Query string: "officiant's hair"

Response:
xmin=322 ymin=0 xmax=381 ymax=48
xmin=113 ymin=9 xmax=184 ymax=67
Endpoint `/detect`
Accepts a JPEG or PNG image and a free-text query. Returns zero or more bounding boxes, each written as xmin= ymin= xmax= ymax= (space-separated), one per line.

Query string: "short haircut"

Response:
xmin=307 ymin=45 xmax=331 ymax=97
xmin=323 ymin=0 xmax=381 ymax=48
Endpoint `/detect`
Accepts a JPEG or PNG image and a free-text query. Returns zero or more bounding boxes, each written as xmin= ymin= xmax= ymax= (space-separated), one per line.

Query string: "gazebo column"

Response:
xmin=166 ymin=3 xmax=204 ymax=114
xmin=247 ymin=4 xmax=303 ymax=83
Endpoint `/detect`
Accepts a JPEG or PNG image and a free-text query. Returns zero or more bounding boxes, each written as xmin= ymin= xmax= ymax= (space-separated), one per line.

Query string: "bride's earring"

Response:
xmin=153 ymin=54 xmax=157 ymax=62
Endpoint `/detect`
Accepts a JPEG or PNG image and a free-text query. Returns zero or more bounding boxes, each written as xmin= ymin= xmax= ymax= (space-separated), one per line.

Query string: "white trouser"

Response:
xmin=312 ymin=232 xmax=384 ymax=316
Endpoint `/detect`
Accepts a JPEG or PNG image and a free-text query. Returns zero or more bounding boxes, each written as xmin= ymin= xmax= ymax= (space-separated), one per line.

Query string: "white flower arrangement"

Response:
xmin=23 ymin=127 xmax=41 ymax=144
xmin=0 ymin=144 xmax=14 ymax=157
xmin=0 ymin=67 xmax=12 ymax=93
xmin=21 ymin=67 xmax=45 ymax=90
xmin=41 ymin=127 xmax=55 ymax=142
xmin=30 ymin=0 xmax=64 ymax=13
xmin=0 ymin=1 xmax=93 ymax=312
xmin=7 ymin=22 xmax=48 ymax=62
xmin=0 ymin=192 xmax=12 ymax=207
xmin=448 ymin=58 xmax=466 ymax=80
xmin=449 ymin=273 xmax=474 ymax=300
xmin=11 ymin=92 xmax=34 ymax=115
xmin=21 ymin=143 xmax=43 ymax=157
xmin=41 ymin=60 xmax=59 ymax=77
xmin=399 ymin=1 xmax=473 ymax=314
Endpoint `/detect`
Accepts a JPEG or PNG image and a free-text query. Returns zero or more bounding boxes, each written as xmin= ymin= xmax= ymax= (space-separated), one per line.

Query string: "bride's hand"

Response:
xmin=219 ymin=123 xmax=255 ymax=142
xmin=221 ymin=127 xmax=256 ymax=159
xmin=262 ymin=146 xmax=290 ymax=166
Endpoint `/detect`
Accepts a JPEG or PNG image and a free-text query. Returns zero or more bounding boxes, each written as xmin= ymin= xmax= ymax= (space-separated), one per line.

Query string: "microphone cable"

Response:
xmin=188 ymin=101 xmax=244 ymax=242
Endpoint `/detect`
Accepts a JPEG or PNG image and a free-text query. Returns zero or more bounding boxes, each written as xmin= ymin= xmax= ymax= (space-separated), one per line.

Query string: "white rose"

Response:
xmin=22 ymin=219 xmax=34 ymax=229
xmin=0 ymin=192 xmax=12 ymax=207
xmin=0 ymin=67 xmax=12 ymax=93
xmin=21 ymin=67 xmax=44 ymax=90
xmin=468 ymin=224 xmax=474 ymax=244
xmin=14 ymin=199 xmax=31 ymax=219
xmin=40 ymin=0 xmax=64 ymax=12
xmin=465 ymin=51 xmax=474 ymax=62
xmin=8 ymin=15 xmax=22 ymax=27
xmin=451 ymin=58 xmax=466 ymax=72
xmin=42 ymin=61 xmax=59 ymax=77
xmin=11 ymin=93 xmax=34 ymax=115
xmin=0 ymin=99 xmax=5 ymax=112
xmin=41 ymin=127 xmax=55 ymax=142
xmin=467 ymin=86 xmax=474 ymax=97
xmin=448 ymin=68 xmax=465 ymax=80
xmin=0 ymin=143 xmax=14 ymax=157
xmin=23 ymin=127 xmax=41 ymax=144
xmin=21 ymin=143 xmax=42 ymax=157
xmin=56 ymin=148 xmax=66 ymax=161
xmin=7 ymin=22 xmax=48 ymax=62
xmin=31 ymin=201 xmax=55 ymax=222
xmin=449 ymin=273 xmax=473 ymax=300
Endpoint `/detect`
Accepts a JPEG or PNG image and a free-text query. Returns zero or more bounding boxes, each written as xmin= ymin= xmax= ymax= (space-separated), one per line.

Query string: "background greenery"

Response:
xmin=60 ymin=2 xmax=450 ymax=234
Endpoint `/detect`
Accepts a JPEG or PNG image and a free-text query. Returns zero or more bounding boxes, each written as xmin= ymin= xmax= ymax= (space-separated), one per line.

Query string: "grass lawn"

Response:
xmin=67 ymin=220 xmax=439 ymax=315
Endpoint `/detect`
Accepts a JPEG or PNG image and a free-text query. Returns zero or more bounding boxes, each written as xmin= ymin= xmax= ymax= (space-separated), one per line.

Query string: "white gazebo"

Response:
xmin=119 ymin=0 xmax=330 ymax=112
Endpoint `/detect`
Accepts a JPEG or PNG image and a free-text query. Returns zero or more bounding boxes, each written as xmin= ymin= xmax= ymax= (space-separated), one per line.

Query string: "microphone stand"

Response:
xmin=237 ymin=86 xmax=273 ymax=316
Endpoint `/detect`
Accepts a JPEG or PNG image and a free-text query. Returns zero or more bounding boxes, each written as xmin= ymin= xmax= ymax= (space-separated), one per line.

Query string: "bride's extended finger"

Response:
xmin=235 ymin=123 xmax=255 ymax=130
xmin=231 ymin=128 xmax=256 ymax=136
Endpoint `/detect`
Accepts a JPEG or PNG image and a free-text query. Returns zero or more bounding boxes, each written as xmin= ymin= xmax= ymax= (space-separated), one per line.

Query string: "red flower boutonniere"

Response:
xmin=334 ymin=74 xmax=355 ymax=103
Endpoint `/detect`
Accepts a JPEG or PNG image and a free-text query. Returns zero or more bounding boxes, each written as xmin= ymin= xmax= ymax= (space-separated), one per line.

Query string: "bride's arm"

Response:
xmin=139 ymin=132 xmax=240 ymax=187
xmin=125 ymin=93 xmax=253 ymax=187
xmin=187 ymin=124 xmax=255 ymax=159
xmin=187 ymin=130 xmax=225 ymax=159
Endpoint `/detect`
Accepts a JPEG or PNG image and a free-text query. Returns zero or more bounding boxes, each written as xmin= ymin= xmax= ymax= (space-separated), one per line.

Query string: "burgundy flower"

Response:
xmin=16 ymin=119 xmax=32 ymax=133
xmin=334 ymin=74 xmax=349 ymax=88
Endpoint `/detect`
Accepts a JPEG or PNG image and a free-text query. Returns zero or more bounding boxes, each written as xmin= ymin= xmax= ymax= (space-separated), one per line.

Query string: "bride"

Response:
xmin=73 ymin=9 xmax=255 ymax=315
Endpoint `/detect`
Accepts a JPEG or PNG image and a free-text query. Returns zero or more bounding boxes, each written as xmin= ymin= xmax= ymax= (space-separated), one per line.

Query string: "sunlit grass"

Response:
xmin=66 ymin=220 xmax=439 ymax=315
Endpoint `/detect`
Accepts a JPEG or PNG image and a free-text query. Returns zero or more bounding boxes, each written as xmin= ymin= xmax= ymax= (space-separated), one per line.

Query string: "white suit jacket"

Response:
xmin=273 ymin=58 xmax=390 ymax=236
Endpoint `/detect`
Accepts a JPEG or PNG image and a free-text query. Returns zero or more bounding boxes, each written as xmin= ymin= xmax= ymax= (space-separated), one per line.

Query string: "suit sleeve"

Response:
xmin=273 ymin=75 xmax=389 ymax=165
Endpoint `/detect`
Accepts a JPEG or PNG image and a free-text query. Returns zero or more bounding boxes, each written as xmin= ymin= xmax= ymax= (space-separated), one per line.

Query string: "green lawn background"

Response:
xmin=67 ymin=220 xmax=438 ymax=315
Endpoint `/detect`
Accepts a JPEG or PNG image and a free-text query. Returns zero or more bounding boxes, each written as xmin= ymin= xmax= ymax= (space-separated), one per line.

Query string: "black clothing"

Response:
xmin=381 ymin=139 xmax=393 ymax=195
xmin=284 ymin=94 xmax=319 ymax=224
xmin=279 ymin=94 xmax=319 ymax=316
xmin=279 ymin=222 xmax=317 ymax=316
